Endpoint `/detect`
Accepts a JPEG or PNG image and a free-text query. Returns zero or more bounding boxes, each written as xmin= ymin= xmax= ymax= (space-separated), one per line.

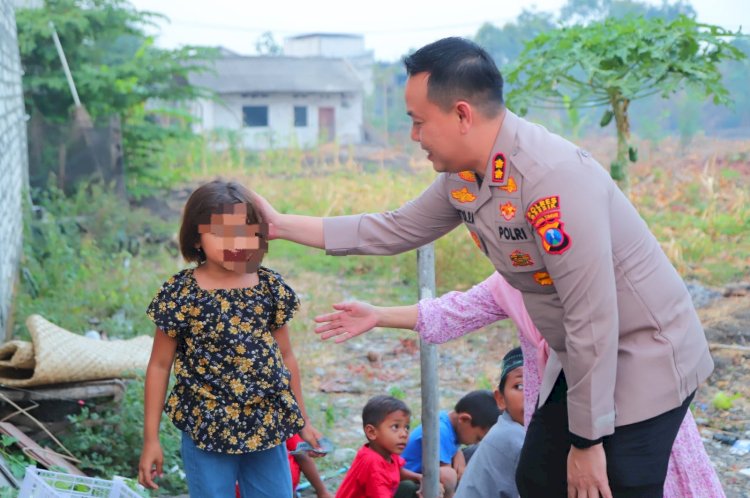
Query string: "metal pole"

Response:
xmin=417 ymin=244 xmax=440 ymax=498
xmin=49 ymin=22 xmax=81 ymax=107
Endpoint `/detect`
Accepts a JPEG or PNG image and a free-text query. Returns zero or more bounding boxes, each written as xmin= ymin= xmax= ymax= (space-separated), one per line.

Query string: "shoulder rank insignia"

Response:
xmin=526 ymin=195 xmax=571 ymax=255
xmin=451 ymin=187 xmax=477 ymax=203
xmin=490 ymin=153 xmax=506 ymax=185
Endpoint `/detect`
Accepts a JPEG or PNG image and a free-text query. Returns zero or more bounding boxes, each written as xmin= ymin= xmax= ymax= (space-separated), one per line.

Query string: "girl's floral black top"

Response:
xmin=146 ymin=266 xmax=304 ymax=454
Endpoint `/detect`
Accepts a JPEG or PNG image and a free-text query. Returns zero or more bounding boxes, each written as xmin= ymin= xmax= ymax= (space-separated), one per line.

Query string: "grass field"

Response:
xmin=13 ymin=133 xmax=750 ymax=494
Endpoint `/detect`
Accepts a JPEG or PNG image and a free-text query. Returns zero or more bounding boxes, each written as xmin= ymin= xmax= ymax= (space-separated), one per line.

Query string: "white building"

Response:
xmin=284 ymin=33 xmax=374 ymax=94
xmin=189 ymin=38 xmax=370 ymax=150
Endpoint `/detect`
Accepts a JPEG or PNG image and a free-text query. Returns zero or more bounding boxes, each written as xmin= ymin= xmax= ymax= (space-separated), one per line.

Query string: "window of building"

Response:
xmin=294 ymin=106 xmax=308 ymax=127
xmin=242 ymin=106 xmax=268 ymax=127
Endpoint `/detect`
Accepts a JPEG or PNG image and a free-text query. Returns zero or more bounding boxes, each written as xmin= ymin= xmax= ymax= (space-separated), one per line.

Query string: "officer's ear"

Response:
xmin=455 ymin=100 xmax=473 ymax=133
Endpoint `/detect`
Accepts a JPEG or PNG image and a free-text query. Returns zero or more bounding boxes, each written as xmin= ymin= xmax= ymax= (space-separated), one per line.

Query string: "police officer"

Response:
xmin=254 ymin=37 xmax=713 ymax=498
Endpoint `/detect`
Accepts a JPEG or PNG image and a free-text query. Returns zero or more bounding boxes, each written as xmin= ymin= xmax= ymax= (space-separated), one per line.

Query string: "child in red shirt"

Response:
xmin=336 ymin=395 xmax=421 ymax=497
xmin=287 ymin=434 xmax=334 ymax=497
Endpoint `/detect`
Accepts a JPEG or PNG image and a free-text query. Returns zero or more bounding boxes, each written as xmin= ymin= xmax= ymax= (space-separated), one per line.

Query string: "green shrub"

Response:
xmin=14 ymin=183 xmax=178 ymax=339
xmin=59 ymin=376 xmax=186 ymax=496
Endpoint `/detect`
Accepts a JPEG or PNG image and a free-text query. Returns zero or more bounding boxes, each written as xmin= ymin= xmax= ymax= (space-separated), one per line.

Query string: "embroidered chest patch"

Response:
xmin=500 ymin=201 xmax=517 ymax=221
xmin=498 ymin=226 xmax=529 ymax=241
xmin=534 ymin=271 xmax=554 ymax=286
xmin=451 ymin=187 xmax=477 ymax=203
xmin=525 ymin=196 xmax=571 ymax=255
xmin=509 ymin=249 xmax=534 ymax=267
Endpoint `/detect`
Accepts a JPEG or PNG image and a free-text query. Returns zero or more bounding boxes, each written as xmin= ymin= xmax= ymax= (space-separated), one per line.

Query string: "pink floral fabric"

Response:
xmin=414 ymin=272 xmax=724 ymax=497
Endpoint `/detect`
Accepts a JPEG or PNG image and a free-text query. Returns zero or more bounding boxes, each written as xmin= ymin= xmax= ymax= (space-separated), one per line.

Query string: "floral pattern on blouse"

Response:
xmin=146 ymin=266 xmax=304 ymax=454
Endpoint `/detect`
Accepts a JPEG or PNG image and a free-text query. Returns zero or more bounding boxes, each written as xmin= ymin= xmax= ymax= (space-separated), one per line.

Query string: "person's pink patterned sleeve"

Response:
xmin=415 ymin=278 xmax=509 ymax=344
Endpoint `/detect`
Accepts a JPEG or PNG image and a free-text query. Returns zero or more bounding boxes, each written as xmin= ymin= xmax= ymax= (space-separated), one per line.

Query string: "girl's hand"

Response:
xmin=300 ymin=423 xmax=325 ymax=454
xmin=250 ymin=191 xmax=281 ymax=239
xmin=314 ymin=302 xmax=379 ymax=342
xmin=138 ymin=440 xmax=164 ymax=490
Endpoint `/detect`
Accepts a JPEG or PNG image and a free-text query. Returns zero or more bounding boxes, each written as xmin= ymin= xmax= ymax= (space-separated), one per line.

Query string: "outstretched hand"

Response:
xmin=250 ymin=191 xmax=280 ymax=240
xmin=314 ymin=302 xmax=379 ymax=343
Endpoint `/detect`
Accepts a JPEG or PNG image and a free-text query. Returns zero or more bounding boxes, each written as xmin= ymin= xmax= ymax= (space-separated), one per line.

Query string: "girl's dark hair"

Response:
xmin=179 ymin=180 xmax=260 ymax=263
xmin=403 ymin=37 xmax=504 ymax=118
xmin=362 ymin=395 xmax=411 ymax=428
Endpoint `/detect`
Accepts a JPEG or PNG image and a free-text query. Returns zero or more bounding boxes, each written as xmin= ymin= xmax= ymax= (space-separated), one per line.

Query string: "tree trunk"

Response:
xmin=610 ymin=94 xmax=631 ymax=194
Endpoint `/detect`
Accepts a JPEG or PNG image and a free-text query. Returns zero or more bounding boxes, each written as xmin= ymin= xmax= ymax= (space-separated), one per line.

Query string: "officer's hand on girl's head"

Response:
xmin=249 ymin=191 xmax=280 ymax=240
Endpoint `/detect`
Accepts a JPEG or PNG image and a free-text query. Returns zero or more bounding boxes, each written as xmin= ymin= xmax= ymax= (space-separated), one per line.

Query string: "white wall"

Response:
xmin=198 ymin=92 xmax=363 ymax=149
xmin=284 ymin=36 xmax=365 ymax=58
xmin=0 ymin=0 xmax=28 ymax=339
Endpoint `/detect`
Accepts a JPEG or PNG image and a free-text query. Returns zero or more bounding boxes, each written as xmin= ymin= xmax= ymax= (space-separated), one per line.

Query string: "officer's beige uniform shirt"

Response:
xmin=323 ymin=111 xmax=714 ymax=440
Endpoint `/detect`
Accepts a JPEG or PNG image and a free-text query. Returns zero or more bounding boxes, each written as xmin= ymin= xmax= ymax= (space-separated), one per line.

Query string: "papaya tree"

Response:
xmin=506 ymin=15 xmax=744 ymax=192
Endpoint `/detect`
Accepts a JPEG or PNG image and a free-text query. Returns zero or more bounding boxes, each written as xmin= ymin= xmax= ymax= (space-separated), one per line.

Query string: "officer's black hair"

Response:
xmin=403 ymin=37 xmax=504 ymax=117
xmin=362 ymin=395 xmax=411 ymax=428
xmin=454 ymin=390 xmax=500 ymax=429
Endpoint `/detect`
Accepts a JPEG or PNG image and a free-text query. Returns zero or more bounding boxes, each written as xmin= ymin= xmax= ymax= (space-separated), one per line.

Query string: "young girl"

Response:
xmin=138 ymin=180 xmax=322 ymax=497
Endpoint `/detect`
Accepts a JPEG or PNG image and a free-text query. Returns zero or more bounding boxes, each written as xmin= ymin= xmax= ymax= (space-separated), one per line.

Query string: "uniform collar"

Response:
xmin=466 ymin=109 xmax=520 ymax=210
xmin=482 ymin=109 xmax=520 ymax=184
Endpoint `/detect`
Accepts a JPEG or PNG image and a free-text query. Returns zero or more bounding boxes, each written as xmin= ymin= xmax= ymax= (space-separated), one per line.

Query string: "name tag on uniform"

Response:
xmin=498 ymin=226 xmax=530 ymax=241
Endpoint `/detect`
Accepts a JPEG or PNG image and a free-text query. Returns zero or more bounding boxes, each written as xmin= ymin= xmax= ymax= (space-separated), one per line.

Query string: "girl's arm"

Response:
xmin=314 ymin=273 xmax=509 ymax=344
xmin=138 ymin=328 xmax=177 ymax=490
xmin=275 ymin=324 xmax=323 ymax=450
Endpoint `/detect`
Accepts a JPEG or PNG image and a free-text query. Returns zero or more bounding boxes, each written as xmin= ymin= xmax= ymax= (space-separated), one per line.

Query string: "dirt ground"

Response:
xmin=290 ymin=278 xmax=750 ymax=497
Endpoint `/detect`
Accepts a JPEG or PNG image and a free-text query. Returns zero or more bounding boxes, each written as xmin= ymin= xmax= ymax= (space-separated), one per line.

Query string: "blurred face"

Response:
xmin=405 ymin=72 xmax=466 ymax=174
xmin=197 ymin=203 xmax=268 ymax=273
xmin=367 ymin=410 xmax=411 ymax=457
xmin=497 ymin=367 xmax=524 ymax=425
xmin=455 ymin=413 xmax=491 ymax=445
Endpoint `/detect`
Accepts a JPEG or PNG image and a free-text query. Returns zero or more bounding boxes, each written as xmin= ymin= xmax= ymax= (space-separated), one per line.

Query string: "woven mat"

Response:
xmin=0 ymin=315 xmax=153 ymax=387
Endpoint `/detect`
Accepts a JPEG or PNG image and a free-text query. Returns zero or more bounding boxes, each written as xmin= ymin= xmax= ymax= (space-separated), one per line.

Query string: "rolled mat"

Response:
xmin=0 ymin=315 xmax=153 ymax=387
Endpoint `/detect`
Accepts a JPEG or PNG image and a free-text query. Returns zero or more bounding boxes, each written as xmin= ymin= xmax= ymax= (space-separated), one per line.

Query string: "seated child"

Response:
xmin=397 ymin=390 xmax=500 ymax=498
xmin=235 ymin=434 xmax=333 ymax=497
xmin=287 ymin=434 xmax=334 ymax=498
xmin=455 ymin=347 xmax=525 ymax=498
xmin=336 ymin=395 xmax=420 ymax=498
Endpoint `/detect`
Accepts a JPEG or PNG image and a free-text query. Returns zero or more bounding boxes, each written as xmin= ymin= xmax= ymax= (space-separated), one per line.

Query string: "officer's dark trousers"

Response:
xmin=515 ymin=374 xmax=694 ymax=498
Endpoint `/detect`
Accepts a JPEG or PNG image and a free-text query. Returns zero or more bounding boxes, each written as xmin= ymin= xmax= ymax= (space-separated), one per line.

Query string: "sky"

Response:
xmin=129 ymin=0 xmax=750 ymax=61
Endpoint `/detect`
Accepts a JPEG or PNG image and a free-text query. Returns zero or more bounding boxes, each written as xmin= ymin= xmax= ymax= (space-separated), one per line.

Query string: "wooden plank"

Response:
xmin=0 ymin=454 xmax=19 ymax=488
xmin=0 ymin=379 xmax=126 ymax=403
xmin=0 ymin=422 xmax=85 ymax=476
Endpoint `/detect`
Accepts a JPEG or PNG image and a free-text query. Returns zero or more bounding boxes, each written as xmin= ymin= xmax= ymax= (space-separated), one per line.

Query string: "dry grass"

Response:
xmin=162 ymin=134 xmax=750 ymax=488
